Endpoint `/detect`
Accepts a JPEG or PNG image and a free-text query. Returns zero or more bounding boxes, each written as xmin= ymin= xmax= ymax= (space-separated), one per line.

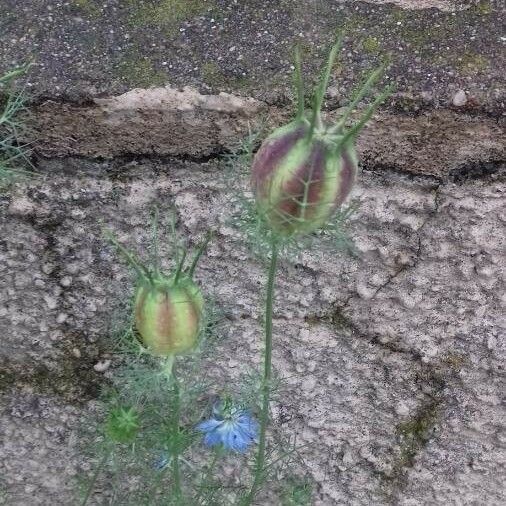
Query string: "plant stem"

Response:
xmin=172 ymin=383 xmax=183 ymax=504
xmin=243 ymin=240 xmax=279 ymax=505
xmin=81 ymin=448 xmax=112 ymax=506
xmin=162 ymin=356 xmax=184 ymax=504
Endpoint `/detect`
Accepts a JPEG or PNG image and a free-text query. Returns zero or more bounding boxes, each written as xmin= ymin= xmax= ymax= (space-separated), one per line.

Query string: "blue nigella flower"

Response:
xmin=197 ymin=399 xmax=258 ymax=453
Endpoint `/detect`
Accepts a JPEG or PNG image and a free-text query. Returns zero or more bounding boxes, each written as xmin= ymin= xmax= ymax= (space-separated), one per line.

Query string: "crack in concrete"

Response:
xmin=305 ymin=303 xmax=451 ymax=501
xmin=32 ymin=151 xmax=505 ymax=188
xmin=370 ymin=182 xmax=442 ymax=301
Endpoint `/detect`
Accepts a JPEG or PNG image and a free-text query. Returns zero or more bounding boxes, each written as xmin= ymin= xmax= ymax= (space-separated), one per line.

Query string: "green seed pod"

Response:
xmin=251 ymin=39 xmax=392 ymax=238
xmin=134 ymin=275 xmax=204 ymax=356
xmin=105 ymin=215 xmax=211 ymax=357
xmin=251 ymin=119 xmax=358 ymax=236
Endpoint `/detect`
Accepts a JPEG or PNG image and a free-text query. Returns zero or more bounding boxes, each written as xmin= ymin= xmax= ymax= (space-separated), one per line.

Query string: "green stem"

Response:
xmin=81 ymin=448 xmax=112 ymax=506
xmin=162 ymin=356 xmax=184 ymax=504
xmin=194 ymin=447 xmax=223 ymax=504
xmin=243 ymin=240 xmax=279 ymax=505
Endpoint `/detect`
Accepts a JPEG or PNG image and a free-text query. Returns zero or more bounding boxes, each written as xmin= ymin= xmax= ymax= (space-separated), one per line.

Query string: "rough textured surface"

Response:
xmin=1 ymin=0 xmax=505 ymax=504
xmin=30 ymin=88 xmax=505 ymax=177
xmin=1 ymin=157 xmax=504 ymax=504
xmin=1 ymin=0 xmax=504 ymax=114
xmin=0 ymin=392 xmax=81 ymax=505
xmin=363 ymin=0 xmax=461 ymax=9
xmin=30 ymin=87 xmax=268 ymax=159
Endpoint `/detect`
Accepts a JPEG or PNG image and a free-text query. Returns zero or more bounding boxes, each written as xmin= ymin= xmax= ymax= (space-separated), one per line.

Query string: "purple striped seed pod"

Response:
xmin=251 ymin=38 xmax=390 ymax=237
xmin=134 ymin=276 xmax=204 ymax=356
xmin=251 ymin=119 xmax=358 ymax=236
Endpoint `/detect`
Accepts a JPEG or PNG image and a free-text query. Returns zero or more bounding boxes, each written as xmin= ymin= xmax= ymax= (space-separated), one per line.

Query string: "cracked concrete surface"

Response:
xmin=1 ymin=154 xmax=504 ymax=504
xmin=1 ymin=0 xmax=505 ymax=503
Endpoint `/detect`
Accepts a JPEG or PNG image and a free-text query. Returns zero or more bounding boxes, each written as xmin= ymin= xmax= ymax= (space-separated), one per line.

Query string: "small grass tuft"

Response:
xmin=457 ymin=52 xmax=490 ymax=75
xmin=0 ymin=65 xmax=32 ymax=190
xmin=362 ymin=36 xmax=381 ymax=54
xmin=473 ymin=0 xmax=492 ymax=15
xmin=115 ymin=53 xmax=167 ymax=88
xmin=395 ymin=399 xmax=440 ymax=471
xmin=201 ymin=61 xmax=250 ymax=90
xmin=281 ymin=478 xmax=313 ymax=505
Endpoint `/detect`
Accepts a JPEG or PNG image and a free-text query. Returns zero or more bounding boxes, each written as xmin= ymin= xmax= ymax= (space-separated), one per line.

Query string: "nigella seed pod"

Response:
xmin=252 ymin=121 xmax=359 ymax=236
xmin=251 ymin=38 xmax=392 ymax=237
xmin=105 ymin=221 xmax=211 ymax=357
xmin=134 ymin=276 xmax=204 ymax=356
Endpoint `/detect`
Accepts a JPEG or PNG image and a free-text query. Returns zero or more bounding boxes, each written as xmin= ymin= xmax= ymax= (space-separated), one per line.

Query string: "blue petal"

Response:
xmin=220 ymin=423 xmax=252 ymax=453
xmin=238 ymin=414 xmax=257 ymax=428
xmin=223 ymin=426 xmax=240 ymax=452
xmin=236 ymin=411 xmax=252 ymax=421
xmin=203 ymin=430 xmax=222 ymax=448
xmin=237 ymin=417 xmax=259 ymax=441
xmin=231 ymin=434 xmax=250 ymax=453
xmin=234 ymin=425 xmax=256 ymax=449
xmin=237 ymin=412 xmax=256 ymax=426
xmin=198 ymin=406 xmax=259 ymax=453
xmin=197 ymin=418 xmax=222 ymax=433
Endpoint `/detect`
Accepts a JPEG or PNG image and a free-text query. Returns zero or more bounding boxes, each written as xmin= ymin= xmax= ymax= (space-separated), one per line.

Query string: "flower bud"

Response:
xmin=134 ymin=276 xmax=204 ymax=356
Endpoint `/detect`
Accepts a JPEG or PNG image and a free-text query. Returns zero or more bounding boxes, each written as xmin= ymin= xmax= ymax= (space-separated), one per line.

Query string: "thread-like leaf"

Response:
xmin=187 ymin=231 xmax=213 ymax=279
xmin=0 ymin=64 xmax=31 ymax=86
xmin=333 ymin=83 xmax=394 ymax=154
xmin=150 ymin=206 xmax=160 ymax=276
xmin=331 ymin=60 xmax=388 ymax=133
xmin=308 ymin=33 xmax=343 ymax=138
xmin=103 ymin=228 xmax=153 ymax=283
xmin=173 ymin=248 xmax=187 ymax=284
